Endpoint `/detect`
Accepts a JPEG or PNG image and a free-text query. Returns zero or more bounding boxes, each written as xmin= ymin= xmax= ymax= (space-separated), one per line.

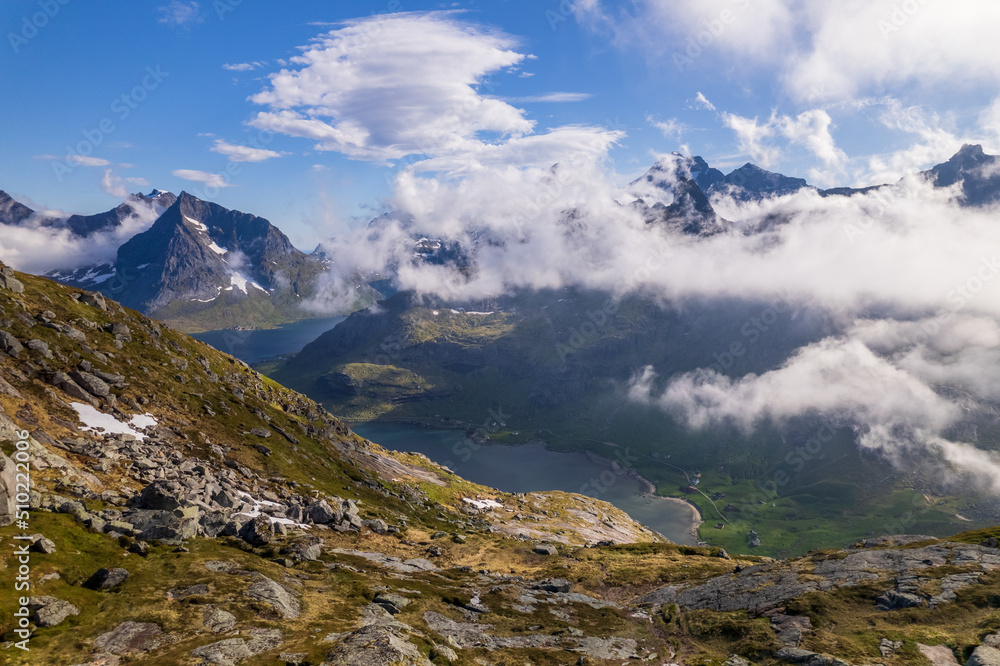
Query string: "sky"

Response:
xmin=5 ymin=1 xmax=1000 ymax=491
xmin=3 ymin=0 xmax=1000 ymax=251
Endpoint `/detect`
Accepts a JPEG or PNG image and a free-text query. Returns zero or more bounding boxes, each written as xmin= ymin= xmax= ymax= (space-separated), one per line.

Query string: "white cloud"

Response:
xmin=101 ymin=169 xmax=150 ymax=198
xmin=246 ymin=12 xmax=613 ymax=173
xmin=172 ymin=169 xmax=232 ymax=188
xmin=692 ymin=92 xmax=716 ymax=112
xmin=66 ymin=155 xmax=110 ymax=167
xmin=209 ymin=139 xmax=286 ymax=162
xmin=157 ymin=1 xmax=202 ymax=27
xmin=576 ymin=1 xmax=1000 ymax=104
xmin=507 ymin=92 xmax=592 ymax=103
xmin=223 ymin=61 xmax=265 ymax=72
xmin=722 ymin=112 xmax=780 ymax=167
xmin=648 ymin=116 xmax=687 ymax=141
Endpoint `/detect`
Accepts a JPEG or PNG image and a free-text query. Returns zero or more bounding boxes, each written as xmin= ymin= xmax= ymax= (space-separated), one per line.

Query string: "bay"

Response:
xmin=353 ymin=422 xmax=700 ymax=545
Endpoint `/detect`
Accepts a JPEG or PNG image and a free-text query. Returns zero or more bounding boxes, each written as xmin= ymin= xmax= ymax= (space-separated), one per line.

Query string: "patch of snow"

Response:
xmin=136 ymin=263 xmax=150 ymax=270
xmin=191 ymin=288 xmax=222 ymax=303
xmin=250 ymin=281 xmax=267 ymax=293
xmin=230 ymin=273 xmax=248 ymax=294
xmin=235 ymin=491 xmax=309 ymax=529
xmin=129 ymin=413 xmax=158 ymax=429
xmin=432 ymin=310 xmax=440 ymax=316
xmin=184 ymin=215 xmax=208 ymax=232
xmin=207 ymin=241 xmax=228 ymax=255
xmin=463 ymin=498 xmax=502 ymax=510
xmin=89 ymin=273 xmax=114 ymax=285
xmin=70 ymin=403 xmax=152 ymax=441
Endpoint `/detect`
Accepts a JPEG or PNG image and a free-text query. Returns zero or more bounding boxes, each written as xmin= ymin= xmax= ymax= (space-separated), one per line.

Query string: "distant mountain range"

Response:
xmin=0 ymin=189 xmax=374 ymax=332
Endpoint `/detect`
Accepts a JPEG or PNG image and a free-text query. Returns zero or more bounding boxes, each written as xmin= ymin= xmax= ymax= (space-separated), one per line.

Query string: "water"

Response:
xmin=353 ymin=423 xmax=699 ymax=545
xmin=191 ymin=315 xmax=346 ymax=364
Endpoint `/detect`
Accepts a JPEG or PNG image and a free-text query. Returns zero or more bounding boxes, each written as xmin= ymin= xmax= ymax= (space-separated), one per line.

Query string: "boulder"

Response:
xmin=190 ymin=628 xmax=282 ymax=665
xmin=0 ymin=266 xmax=24 ymax=294
xmin=85 ymin=567 xmax=130 ymax=590
xmin=969 ymin=646 xmax=1000 ymax=666
xmin=238 ymin=516 xmax=274 ymax=547
xmin=917 ymin=644 xmax=960 ymax=665
xmin=533 ymin=544 xmax=558 ymax=556
xmin=81 ymin=292 xmax=109 ymax=311
xmin=92 ymin=621 xmax=163 ymax=655
xmin=306 ymin=499 xmax=341 ymax=525
xmin=28 ymin=596 xmax=80 ymax=627
xmin=0 ymin=330 xmax=23 ymax=358
xmin=135 ymin=481 xmax=183 ymax=511
xmin=69 ymin=371 xmax=112 ymax=399
xmin=203 ymin=607 xmax=237 ymax=634
xmin=245 ymin=576 xmax=300 ymax=619
xmin=323 ymin=624 xmax=432 ymax=666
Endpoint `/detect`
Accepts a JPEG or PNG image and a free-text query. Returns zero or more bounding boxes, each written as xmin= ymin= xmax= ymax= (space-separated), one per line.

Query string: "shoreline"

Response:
xmin=580 ymin=449 xmax=704 ymax=545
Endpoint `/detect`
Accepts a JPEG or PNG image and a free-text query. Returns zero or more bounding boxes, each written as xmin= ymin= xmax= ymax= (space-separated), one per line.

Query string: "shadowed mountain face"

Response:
xmin=0 ymin=190 xmax=34 ymax=225
xmin=63 ymin=190 xmax=177 ymax=237
xmin=98 ymin=191 xmax=332 ymax=331
xmin=922 ymin=143 xmax=1000 ymax=206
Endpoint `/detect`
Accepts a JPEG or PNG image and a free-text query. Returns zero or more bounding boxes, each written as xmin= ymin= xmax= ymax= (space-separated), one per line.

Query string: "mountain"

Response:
xmin=711 ymin=162 xmax=810 ymax=201
xmin=1 ymin=258 xmax=999 ymax=666
xmin=81 ymin=190 xmax=359 ymax=333
xmin=0 ymin=190 xmax=34 ymax=225
xmin=922 ymin=143 xmax=1000 ymax=206
xmin=61 ymin=189 xmax=176 ymax=237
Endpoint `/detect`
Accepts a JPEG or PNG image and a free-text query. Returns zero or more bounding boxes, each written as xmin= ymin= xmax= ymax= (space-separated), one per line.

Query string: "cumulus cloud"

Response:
xmin=209 ymin=139 xmax=286 ymax=162
xmin=245 ymin=12 xmax=613 ymax=173
xmin=172 ymin=169 xmax=232 ymax=188
xmin=0 ymin=202 xmax=162 ymax=275
xmin=648 ymin=116 xmax=687 ymax=141
xmin=720 ymin=109 xmax=847 ymax=178
xmin=692 ymin=92 xmax=716 ymax=111
xmin=574 ymin=0 xmax=1000 ymax=104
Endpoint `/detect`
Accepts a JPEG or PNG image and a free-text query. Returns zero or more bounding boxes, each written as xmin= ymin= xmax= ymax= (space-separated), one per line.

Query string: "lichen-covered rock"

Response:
xmin=190 ymin=628 xmax=282 ymax=665
xmin=968 ymin=646 xmax=1000 ymax=666
xmin=92 ymin=621 xmax=162 ymax=655
xmin=28 ymin=596 xmax=79 ymax=627
xmin=85 ymin=567 xmax=130 ymax=590
xmin=245 ymin=576 xmax=300 ymax=619
xmin=322 ymin=624 xmax=432 ymax=666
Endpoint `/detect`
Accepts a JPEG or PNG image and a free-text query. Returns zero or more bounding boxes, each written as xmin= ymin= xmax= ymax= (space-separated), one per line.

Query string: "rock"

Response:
xmin=771 ymin=614 xmax=813 ymax=647
xmin=204 ymin=607 xmax=237 ymax=634
xmin=323 ymin=624 xmax=432 ymax=666
xmin=533 ymin=544 xmax=558 ymax=556
xmin=876 ymin=590 xmax=926 ymax=610
xmin=109 ymin=322 xmax=132 ymax=342
xmin=28 ymin=596 xmax=80 ymax=627
xmin=286 ymin=536 xmax=323 ymax=562
xmin=93 ymin=621 xmax=163 ymax=655
xmin=168 ymin=584 xmax=209 ymax=600
xmin=431 ymin=645 xmax=459 ymax=662
xmin=25 ymin=339 xmax=53 ymax=358
xmin=85 ymin=567 xmax=130 ymax=590
xmin=50 ymin=372 xmax=98 ymax=405
xmin=364 ymin=518 xmax=389 ymax=535
xmin=969 ymin=646 xmax=1000 ymax=666
xmin=81 ymin=292 xmax=109 ymax=311
xmin=723 ymin=657 xmax=752 ymax=666
xmin=536 ymin=578 xmax=572 ymax=593
xmin=238 ymin=516 xmax=274 ymax=547
xmin=985 ymin=633 xmax=1000 ymax=648
xmin=917 ymin=644 xmax=960 ymax=665
xmin=879 ymin=638 xmax=903 ymax=657
xmin=0 ymin=451 xmax=18 ymax=526
xmin=70 ymin=370 xmax=112 ymax=399
xmin=0 ymin=266 xmax=25 ymax=294
xmin=245 ymin=576 xmax=300 ymax=619
xmin=30 ymin=536 xmax=57 ymax=554
xmin=190 ymin=628 xmax=283 ymax=665
xmin=306 ymin=499 xmax=341 ymax=524
xmin=280 ymin=652 xmax=309 ymax=666
xmin=0 ymin=330 xmax=23 ymax=358
xmin=129 ymin=541 xmax=150 ymax=556
xmin=250 ymin=428 xmax=271 ymax=438
xmin=374 ymin=593 xmax=412 ymax=614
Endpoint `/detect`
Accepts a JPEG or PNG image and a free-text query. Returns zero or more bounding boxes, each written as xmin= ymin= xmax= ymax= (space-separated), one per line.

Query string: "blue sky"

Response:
xmin=2 ymin=0 xmax=999 ymax=250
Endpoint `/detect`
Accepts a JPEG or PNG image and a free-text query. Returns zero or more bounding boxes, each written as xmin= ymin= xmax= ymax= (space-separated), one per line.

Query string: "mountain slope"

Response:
xmin=1 ymin=263 xmax=999 ymax=665
xmin=0 ymin=190 xmax=34 ymax=225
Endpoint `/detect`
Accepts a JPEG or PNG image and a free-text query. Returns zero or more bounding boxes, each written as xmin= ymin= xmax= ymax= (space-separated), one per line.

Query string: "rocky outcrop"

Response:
xmin=639 ymin=542 xmax=1000 ymax=613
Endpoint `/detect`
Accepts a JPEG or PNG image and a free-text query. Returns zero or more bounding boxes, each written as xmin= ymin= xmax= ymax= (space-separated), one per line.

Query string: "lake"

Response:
xmin=353 ymin=422 xmax=700 ymax=545
xmin=191 ymin=315 xmax=346 ymax=364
